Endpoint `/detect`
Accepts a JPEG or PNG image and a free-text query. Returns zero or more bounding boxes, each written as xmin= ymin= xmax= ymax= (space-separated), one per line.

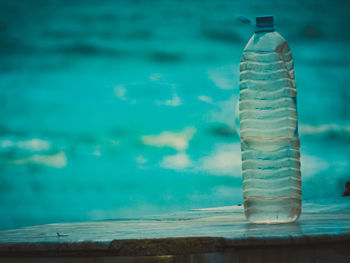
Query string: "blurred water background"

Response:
xmin=0 ymin=0 xmax=349 ymax=230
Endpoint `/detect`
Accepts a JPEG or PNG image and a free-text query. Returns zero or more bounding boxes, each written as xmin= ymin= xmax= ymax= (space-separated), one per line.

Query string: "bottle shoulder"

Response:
xmin=243 ymin=31 xmax=289 ymax=53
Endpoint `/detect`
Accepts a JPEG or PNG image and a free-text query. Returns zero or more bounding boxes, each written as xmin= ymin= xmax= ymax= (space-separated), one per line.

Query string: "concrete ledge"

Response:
xmin=1 ymin=234 xmax=350 ymax=257
xmin=1 ymin=237 xmax=350 ymax=263
xmin=1 ymin=199 xmax=350 ymax=262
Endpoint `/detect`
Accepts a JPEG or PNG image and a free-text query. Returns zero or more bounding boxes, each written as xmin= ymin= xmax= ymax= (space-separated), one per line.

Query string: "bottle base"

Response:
xmin=244 ymin=197 xmax=301 ymax=224
xmin=246 ymin=214 xmax=299 ymax=224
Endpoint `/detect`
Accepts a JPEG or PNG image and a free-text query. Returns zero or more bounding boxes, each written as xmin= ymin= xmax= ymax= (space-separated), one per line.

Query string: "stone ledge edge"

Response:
xmin=1 ymin=234 xmax=350 ymax=257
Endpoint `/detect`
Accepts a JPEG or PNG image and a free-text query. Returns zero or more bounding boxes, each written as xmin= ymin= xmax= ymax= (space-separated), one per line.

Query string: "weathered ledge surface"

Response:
xmin=0 ymin=198 xmax=350 ymax=262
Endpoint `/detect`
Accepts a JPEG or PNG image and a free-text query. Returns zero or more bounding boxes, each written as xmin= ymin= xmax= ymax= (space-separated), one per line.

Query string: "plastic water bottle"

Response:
xmin=238 ymin=16 xmax=301 ymax=223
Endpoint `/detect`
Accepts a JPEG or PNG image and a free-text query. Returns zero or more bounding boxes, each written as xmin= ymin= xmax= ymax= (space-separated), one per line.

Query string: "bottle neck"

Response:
xmin=255 ymin=27 xmax=275 ymax=33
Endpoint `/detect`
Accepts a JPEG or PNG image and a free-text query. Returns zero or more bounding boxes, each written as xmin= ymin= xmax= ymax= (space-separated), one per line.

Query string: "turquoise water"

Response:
xmin=0 ymin=0 xmax=349 ymax=230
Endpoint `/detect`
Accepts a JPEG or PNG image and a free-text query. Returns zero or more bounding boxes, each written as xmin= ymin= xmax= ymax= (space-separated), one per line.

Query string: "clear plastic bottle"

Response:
xmin=238 ymin=16 xmax=301 ymax=223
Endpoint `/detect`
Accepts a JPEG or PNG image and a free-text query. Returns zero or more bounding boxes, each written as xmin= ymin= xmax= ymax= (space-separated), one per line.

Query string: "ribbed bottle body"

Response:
xmin=239 ymin=31 xmax=301 ymax=223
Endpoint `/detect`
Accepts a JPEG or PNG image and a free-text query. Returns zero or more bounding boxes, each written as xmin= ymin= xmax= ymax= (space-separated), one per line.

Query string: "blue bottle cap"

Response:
xmin=255 ymin=16 xmax=275 ymax=32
